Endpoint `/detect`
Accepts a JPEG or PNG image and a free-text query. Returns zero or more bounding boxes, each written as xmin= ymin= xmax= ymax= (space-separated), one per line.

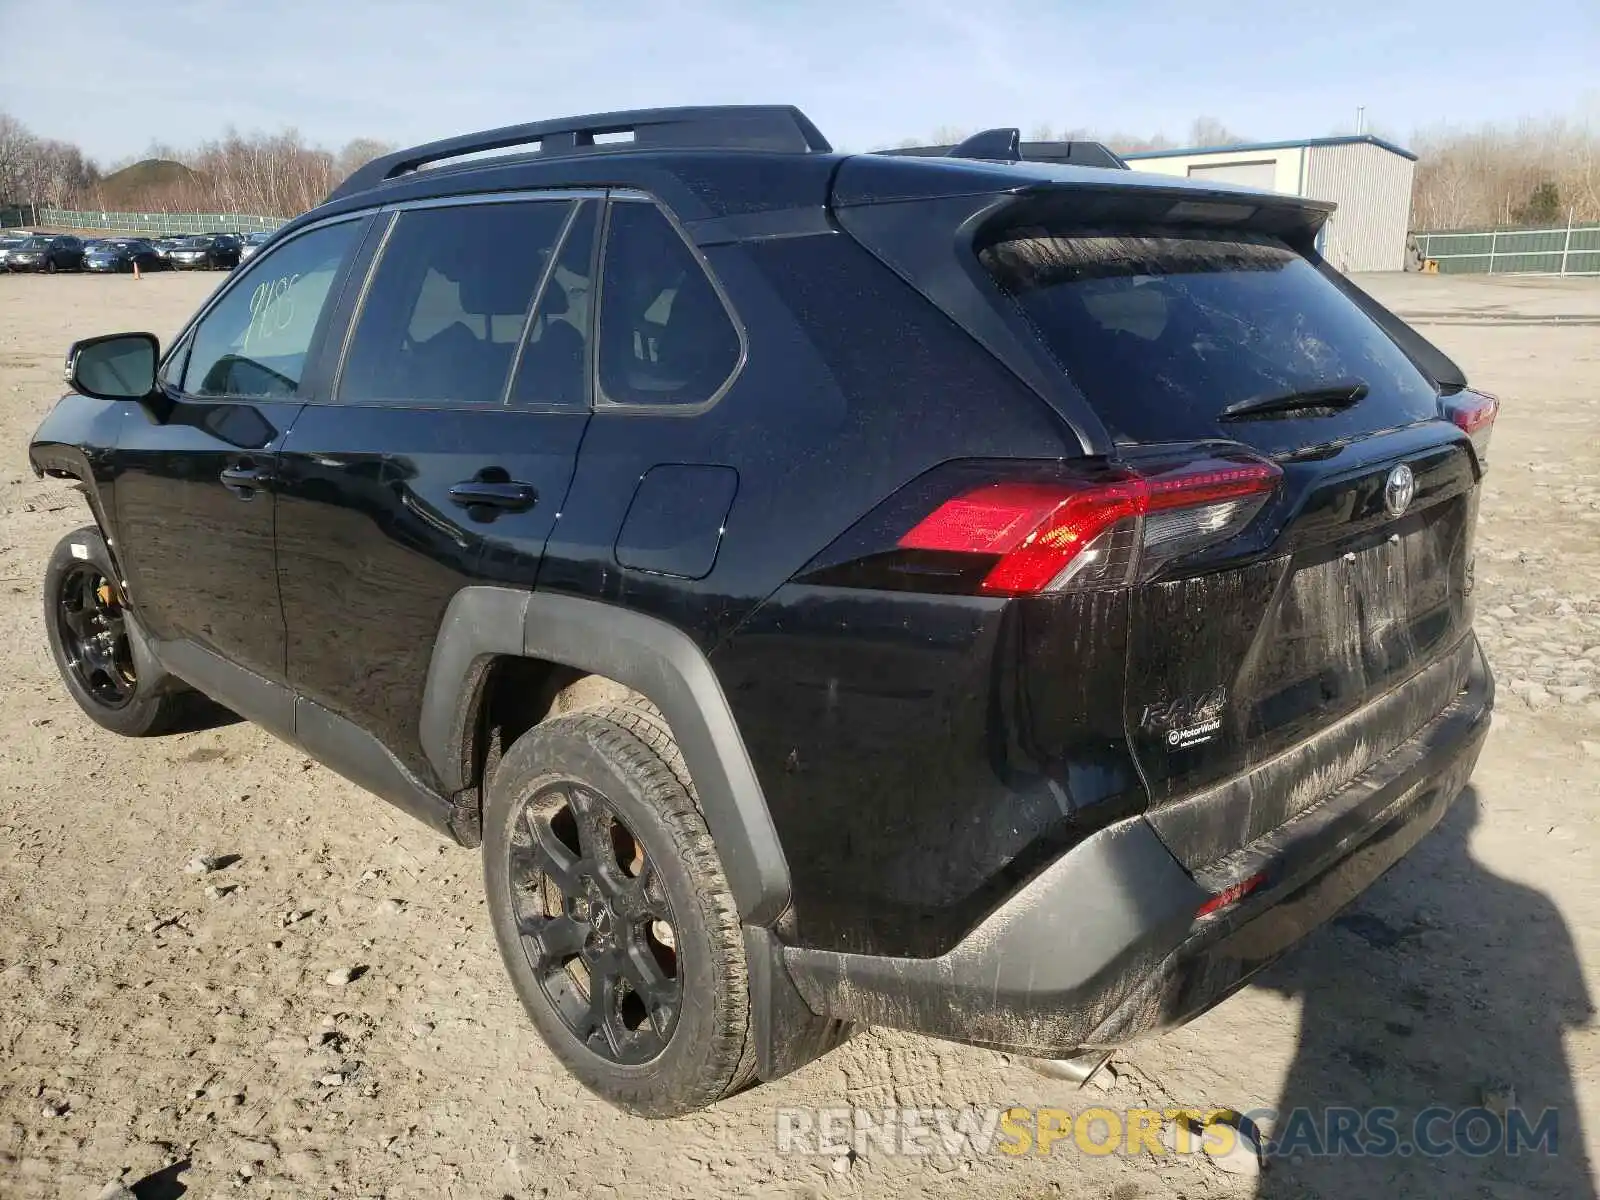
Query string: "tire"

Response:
xmin=43 ymin=526 xmax=191 ymax=736
xmin=483 ymin=705 xmax=756 ymax=1117
xmin=44 ymin=258 xmax=57 ymax=274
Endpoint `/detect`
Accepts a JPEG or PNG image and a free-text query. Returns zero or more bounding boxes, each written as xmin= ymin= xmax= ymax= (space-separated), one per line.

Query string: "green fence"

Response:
xmin=1414 ymin=223 xmax=1600 ymax=275
xmin=5 ymin=208 xmax=287 ymax=236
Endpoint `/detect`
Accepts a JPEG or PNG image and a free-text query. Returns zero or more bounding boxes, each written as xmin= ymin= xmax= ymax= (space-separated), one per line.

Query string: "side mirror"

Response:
xmin=65 ymin=332 xmax=159 ymax=402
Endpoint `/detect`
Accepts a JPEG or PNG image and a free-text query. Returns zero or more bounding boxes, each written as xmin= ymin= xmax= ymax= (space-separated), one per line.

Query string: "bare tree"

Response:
xmin=1 ymin=111 xmax=401 ymax=219
xmin=1187 ymin=116 xmax=1244 ymax=148
xmin=1103 ymin=131 xmax=1178 ymax=154
xmin=0 ymin=113 xmax=34 ymax=200
xmin=1411 ymin=117 xmax=1600 ymax=229
xmin=336 ymin=137 xmax=396 ymax=180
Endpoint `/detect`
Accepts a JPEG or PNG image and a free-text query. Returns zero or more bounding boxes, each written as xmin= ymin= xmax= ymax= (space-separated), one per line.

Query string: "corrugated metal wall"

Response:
xmin=1304 ymin=143 xmax=1415 ymax=272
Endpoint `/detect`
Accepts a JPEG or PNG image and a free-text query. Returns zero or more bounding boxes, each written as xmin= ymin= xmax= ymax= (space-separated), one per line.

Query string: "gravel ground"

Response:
xmin=0 ymin=269 xmax=1597 ymax=1200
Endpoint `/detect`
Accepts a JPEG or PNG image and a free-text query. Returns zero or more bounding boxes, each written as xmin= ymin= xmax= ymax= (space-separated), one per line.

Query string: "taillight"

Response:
xmin=1444 ymin=391 xmax=1498 ymax=470
xmin=898 ymin=455 xmax=1281 ymax=596
xmin=1196 ymin=871 xmax=1269 ymax=918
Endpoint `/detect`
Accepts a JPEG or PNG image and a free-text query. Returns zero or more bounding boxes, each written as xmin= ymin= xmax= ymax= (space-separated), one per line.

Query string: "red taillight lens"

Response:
xmin=898 ymin=456 xmax=1281 ymax=596
xmin=1445 ymin=391 xmax=1498 ymax=469
xmin=1196 ymin=871 xmax=1269 ymax=918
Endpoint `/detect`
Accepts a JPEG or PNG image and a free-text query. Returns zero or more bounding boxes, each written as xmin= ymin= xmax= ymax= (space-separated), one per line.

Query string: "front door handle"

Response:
xmin=220 ymin=462 xmax=267 ymax=497
xmin=448 ymin=479 xmax=538 ymax=514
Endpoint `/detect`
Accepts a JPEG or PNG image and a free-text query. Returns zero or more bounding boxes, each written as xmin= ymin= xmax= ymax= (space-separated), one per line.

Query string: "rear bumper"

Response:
xmin=782 ymin=636 xmax=1493 ymax=1056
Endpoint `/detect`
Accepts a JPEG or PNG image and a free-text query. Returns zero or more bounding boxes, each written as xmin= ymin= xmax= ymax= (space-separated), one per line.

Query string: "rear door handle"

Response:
xmin=220 ymin=463 xmax=267 ymax=497
xmin=448 ymin=480 xmax=538 ymax=514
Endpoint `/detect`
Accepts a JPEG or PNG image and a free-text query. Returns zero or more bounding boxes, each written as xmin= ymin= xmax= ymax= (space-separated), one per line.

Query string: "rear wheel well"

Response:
xmin=470 ymin=656 xmax=655 ymax=794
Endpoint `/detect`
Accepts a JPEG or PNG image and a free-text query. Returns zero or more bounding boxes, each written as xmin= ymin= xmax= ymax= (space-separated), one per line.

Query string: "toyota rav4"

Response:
xmin=31 ymin=106 xmax=1496 ymax=1117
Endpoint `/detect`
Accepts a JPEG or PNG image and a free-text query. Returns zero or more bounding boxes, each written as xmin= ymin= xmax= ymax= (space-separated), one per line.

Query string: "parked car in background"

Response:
xmin=237 ymin=231 xmax=272 ymax=263
xmin=0 ymin=236 xmax=26 ymax=268
xmin=84 ymin=238 xmax=168 ymax=273
xmin=4 ymin=235 xmax=86 ymax=273
xmin=167 ymin=233 xmax=241 ymax=270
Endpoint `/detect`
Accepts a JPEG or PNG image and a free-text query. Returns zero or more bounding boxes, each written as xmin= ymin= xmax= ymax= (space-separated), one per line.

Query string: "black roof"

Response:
xmin=298 ymin=105 xmax=1329 ymax=241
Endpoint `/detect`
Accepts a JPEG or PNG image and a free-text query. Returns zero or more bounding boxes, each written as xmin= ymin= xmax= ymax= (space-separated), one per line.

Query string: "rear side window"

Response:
xmin=338 ymin=200 xmax=571 ymax=406
xmin=597 ymin=201 xmax=741 ymax=408
xmin=979 ymin=227 xmax=1438 ymax=445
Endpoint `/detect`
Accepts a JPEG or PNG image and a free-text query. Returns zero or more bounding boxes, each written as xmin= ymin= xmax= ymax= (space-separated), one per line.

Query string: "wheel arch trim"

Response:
xmin=420 ymin=586 xmax=791 ymax=926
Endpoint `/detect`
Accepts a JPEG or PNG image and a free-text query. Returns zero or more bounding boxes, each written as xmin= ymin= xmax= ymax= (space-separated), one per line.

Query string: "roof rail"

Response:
xmin=327 ymin=105 xmax=833 ymax=203
xmin=881 ymin=129 xmax=1129 ymax=171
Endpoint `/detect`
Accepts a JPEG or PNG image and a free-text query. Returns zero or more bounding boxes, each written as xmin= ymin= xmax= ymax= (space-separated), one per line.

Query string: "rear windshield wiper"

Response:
xmin=1219 ymin=379 xmax=1370 ymax=421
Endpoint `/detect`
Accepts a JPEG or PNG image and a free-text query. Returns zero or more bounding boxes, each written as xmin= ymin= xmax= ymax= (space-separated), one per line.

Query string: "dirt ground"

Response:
xmin=1 ymin=268 xmax=1597 ymax=1200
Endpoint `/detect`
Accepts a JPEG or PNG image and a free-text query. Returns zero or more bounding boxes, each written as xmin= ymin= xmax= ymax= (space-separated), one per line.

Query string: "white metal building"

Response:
xmin=1122 ymin=135 xmax=1418 ymax=272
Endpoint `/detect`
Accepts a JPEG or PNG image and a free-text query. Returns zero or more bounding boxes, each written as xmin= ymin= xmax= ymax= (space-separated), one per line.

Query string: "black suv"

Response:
xmin=6 ymin=234 xmax=86 ymax=272
xmin=165 ymin=232 xmax=242 ymax=270
xmin=31 ymin=106 xmax=1497 ymax=1117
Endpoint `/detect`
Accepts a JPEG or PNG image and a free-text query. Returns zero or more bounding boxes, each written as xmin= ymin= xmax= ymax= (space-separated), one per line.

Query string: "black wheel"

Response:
xmin=44 ymin=257 xmax=57 ymax=274
xmin=44 ymin=526 xmax=190 ymax=736
xmin=483 ymin=704 xmax=755 ymax=1117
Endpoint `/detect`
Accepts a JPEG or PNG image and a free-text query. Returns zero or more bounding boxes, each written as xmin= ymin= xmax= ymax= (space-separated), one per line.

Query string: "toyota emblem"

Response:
xmin=1384 ymin=463 xmax=1415 ymax=518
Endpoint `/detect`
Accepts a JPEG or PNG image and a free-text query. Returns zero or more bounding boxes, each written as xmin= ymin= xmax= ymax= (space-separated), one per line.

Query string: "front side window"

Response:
xmin=338 ymin=200 xmax=572 ymax=406
xmin=597 ymin=201 xmax=742 ymax=408
xmin=182 ymin=220 xmax=361 ymax=399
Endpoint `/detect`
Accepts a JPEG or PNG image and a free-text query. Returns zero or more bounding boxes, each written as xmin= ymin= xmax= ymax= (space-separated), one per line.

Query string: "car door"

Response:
xmin=274 ymin=194 xmax=596 ymax=785
xmin=111 ymin=215 xmax=368 ymax=712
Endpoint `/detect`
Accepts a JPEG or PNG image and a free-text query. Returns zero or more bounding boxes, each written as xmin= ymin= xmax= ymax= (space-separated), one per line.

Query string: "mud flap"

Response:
xmin=745 ymin=927 xmax=854 ymax=1082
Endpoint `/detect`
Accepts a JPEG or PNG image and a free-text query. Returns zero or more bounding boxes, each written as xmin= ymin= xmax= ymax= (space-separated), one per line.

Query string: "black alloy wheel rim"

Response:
xmin=508 ymin=781 xmax=683 ymax=1065
xmin=56 ymin=564 xmax=137 ymax=708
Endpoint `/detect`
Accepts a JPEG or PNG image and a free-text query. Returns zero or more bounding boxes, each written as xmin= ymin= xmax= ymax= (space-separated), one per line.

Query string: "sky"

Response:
xmin=1 ymin=0 xmax=1596 ymax=164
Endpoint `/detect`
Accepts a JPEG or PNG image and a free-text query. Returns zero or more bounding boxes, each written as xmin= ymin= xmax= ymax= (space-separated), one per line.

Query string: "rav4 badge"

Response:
xmin=1141 ymin=686 xmax=1228 ymax=751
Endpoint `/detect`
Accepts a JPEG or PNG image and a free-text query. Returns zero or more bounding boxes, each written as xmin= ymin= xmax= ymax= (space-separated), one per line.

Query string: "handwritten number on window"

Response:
xmin=244 ymin=273 xmax=302 ymax=351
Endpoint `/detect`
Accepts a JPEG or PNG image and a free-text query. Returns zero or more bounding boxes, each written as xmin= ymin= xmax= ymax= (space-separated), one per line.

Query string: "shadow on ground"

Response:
xmin=1254 ymin=786 xmax=1595 ymax=1197
xmin=129 ymin=1158 xmax=188 ymax=1199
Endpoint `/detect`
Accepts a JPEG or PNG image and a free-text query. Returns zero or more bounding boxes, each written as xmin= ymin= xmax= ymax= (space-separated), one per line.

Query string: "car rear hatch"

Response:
xmin=833 ymin=159 xmax=1494 ymax=874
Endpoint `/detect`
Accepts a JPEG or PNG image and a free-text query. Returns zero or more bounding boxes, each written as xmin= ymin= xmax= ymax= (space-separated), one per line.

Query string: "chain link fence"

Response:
xmin=1413 ymin=222 xmax=1600 ymax=276
xmin=3 ymin=208 xmax=286 ymax=236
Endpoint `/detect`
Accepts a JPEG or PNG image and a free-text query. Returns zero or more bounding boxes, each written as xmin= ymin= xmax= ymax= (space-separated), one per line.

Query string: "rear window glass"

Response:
xmin=596 ymin=201 xmax=742 ymax=408
xmin=979 ymin=227 xmax=1438 ymax=446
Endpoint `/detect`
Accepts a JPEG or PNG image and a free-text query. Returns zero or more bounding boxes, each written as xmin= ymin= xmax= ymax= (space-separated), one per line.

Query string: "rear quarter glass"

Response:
xmin=977 ymin=226 xmax=1440 ymax=454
